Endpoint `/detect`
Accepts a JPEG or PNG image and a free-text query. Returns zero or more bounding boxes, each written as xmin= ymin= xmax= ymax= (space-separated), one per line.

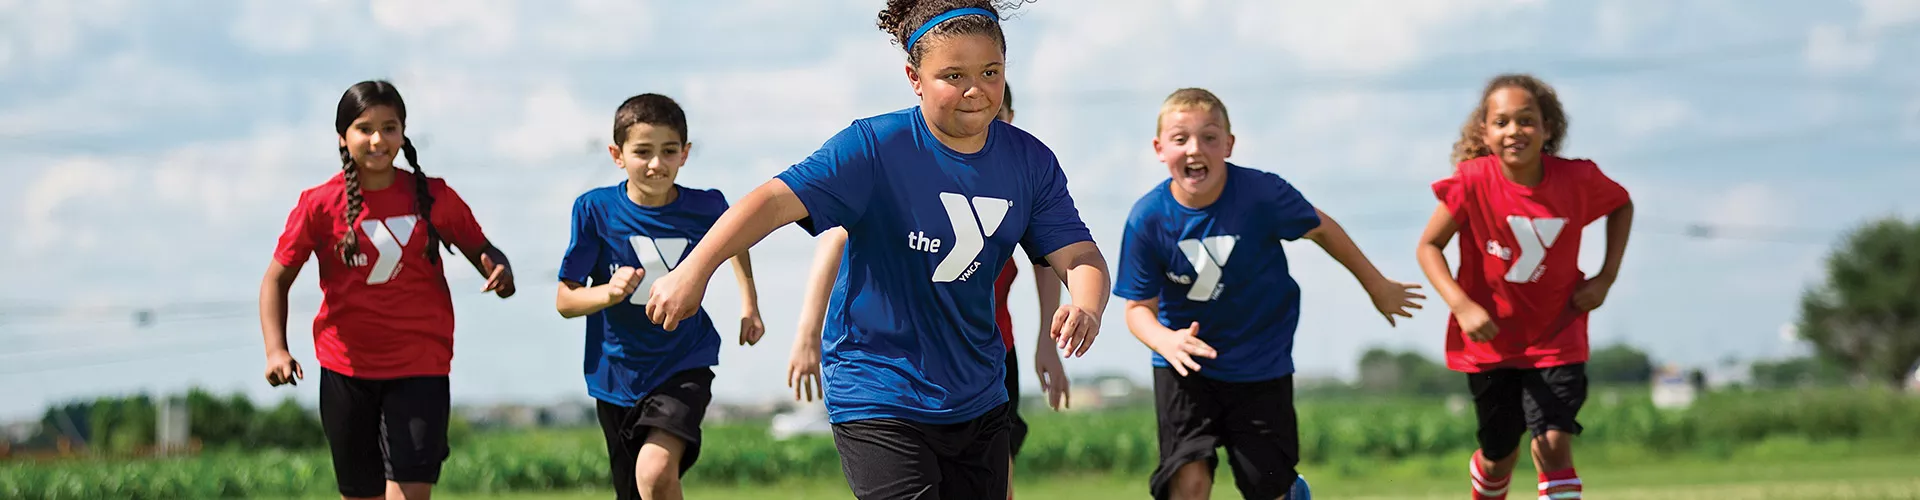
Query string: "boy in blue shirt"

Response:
xmin=642 ymin=4 xmax=1111 ymax=497
xmin=554 ymin=93 xmax=766 ymax=500
xmin=1114 ymin=88 xmax=1426 ymax=500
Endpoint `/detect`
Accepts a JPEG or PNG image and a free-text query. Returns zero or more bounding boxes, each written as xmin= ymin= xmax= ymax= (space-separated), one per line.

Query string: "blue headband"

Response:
xmin=905 ymin=7 xmax=998 ymax=50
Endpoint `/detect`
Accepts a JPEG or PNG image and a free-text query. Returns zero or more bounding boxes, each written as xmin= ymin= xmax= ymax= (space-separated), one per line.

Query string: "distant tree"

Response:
xmin=1357 ymin=347 xmax=1454 ymax=396
xmin=1749 ymin=356 xmax=1849 ymax=388
xmin=1797 ymin=217 xmax=1920 ymax=386
xmin=1586 ymin=343 xmax=1654 ymax=385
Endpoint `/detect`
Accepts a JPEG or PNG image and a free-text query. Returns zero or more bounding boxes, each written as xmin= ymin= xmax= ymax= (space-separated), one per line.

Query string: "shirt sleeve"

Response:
xmin=557 ymin=194 xmax=601 ymax=285
xmin=1577 ymin=162 xmax=1630 ymax=226
xmin=774 ymin=122 xmax=878 ymax=236
xmin=1268 ymin=176 xmax=1321 ymax=241
xmin=1111 ymin=208 xmax=1165 ymax=302
xmin=1019 ymin=148 xmax=1095 ymax=264
xmin=1431 ymin=172 xmax=1471 ymax=220
xmin=430 ymin=180 xmax=490 ymax=251
xmin=272 ymin=191 xmax=321 ymax=267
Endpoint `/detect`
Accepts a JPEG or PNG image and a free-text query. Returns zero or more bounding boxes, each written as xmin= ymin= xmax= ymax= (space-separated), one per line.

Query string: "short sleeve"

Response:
xmin=775 ymin=123 xmax=878 ymax=235
xmin=1111 ymin=211 xmax=1165 ymax=302
xmin=1432 ymin=174 xmax=1470 ymax=219
xmin=558 ymin=194 xmax=601 ymax=284
xmin=1018 ymin=149 xmax=1094 ymax=264
xmin=1268 ymin=176 xmax=1321 ymax=241
xmin=1578 ymin=163 xmax=1630 ymax=225
xmin=430 ymin=180 xmax=489 ymax=251
xmin=272 ymin=192 xmax=320 ymax=267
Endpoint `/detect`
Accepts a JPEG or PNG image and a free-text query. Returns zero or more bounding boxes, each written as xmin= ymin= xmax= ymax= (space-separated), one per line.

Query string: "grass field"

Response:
xmin=433 ymin=453 xmax=1920 ymax=500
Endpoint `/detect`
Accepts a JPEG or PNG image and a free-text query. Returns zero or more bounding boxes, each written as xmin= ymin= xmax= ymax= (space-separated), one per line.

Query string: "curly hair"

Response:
xmin=1450 ymin=73 xmax=1569 ymax=167
xmin=876 ymin=0 xmax=1035 ymax=67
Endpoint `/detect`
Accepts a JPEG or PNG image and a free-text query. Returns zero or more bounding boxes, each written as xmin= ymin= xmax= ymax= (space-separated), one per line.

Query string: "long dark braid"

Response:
xmin=401 ymin=140 xmax=449 ymax=264
xmin=335 ymin=145 xmax=364 ymax=264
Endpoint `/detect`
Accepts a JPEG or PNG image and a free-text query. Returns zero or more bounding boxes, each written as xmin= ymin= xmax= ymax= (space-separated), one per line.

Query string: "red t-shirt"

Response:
xmin=273 ymin=172 xmax=491 ymax=379
xmin=993 ymin=258 xmax=1017 ymax=352
xmin=1433 ymin=155 xmax=1629 ymax=372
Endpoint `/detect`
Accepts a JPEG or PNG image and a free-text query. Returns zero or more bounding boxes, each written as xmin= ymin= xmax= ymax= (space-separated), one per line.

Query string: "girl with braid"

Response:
xmin=258 ymin=80 xmax=515 ymax=500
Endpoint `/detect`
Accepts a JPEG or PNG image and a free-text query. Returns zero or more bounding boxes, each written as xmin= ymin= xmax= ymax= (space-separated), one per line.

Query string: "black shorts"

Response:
xmin=318 ymin=368 xmax=451 ymax=498
xmin=597 ymin=368 xmax=715 ymax=500
xmin=1003 ymin=348 xmax=1028 ymax=459
xmin=1150 ymin=368 xmax=1299 ymax=500
xmin=831 ymin=402 xmax=1013 ymax=500
xmin=1467 ymin=363 xmax=1588 ymax=461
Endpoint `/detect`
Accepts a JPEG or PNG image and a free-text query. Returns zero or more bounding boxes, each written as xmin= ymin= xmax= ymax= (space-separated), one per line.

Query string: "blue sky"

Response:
xmin=2 ymin=0 xmax=1917 ymax=420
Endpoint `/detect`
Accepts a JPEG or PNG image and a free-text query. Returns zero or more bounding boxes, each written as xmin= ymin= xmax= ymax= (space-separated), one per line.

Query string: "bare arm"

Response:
xmin=1125 ymin=298 xmax=1215 ymax=376
xmin=1031 ymin=263 xmax=1062 ymax=354
xmin=1304 ymin=208 xmax=1389 ymax=288
xmin=259 ymin=261 xmax=305 ymax=386
xmin=731 ymin=248 xmax=766 ymax=345
xmin=1042 ymin=241 xmax=1111 ymax=358
xmin=1415 ymin=205 xmax=1469 ymax=310
xmin=1596 ymin=202 xmax=1634 ymax=282
xmin=647 ymin=180 xmax=810 ymax=330
xmin=459 ymin=242 xmax=516 ymax=298
xmin=555 ymin=280 xmax=620 ymax=319
xmin=1305 ymin=208 xmax=1424 ymax=325
xmin=794 ymin=229 xmax=848 ymax=349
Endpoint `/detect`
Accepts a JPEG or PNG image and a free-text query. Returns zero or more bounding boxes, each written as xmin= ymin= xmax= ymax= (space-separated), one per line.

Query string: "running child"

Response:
xmin=260 ymin=80 xmax=516 ymax=500
xmin=645 ymin=2 xmax=1112 ymax=497
xmin=1415 ymin=74 xmax=1633 ymax=500
xmin=555 ymin=93 xmax=766 ymax=500
xmin=784 ymin=83 xmax=1071 ymax=500
xmin=1113 ymin=88 xmax=1425 ymax=500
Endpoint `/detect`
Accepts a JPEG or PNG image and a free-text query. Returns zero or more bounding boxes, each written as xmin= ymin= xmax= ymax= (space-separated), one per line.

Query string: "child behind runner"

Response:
xmin=260 ymin=80 xmax=516 ymax=500
xmin=1113 ymin=88 xmax=1425 ymax=500
xmin=785 ymin=84 xmax=1071 ymax=500
xmin=645 ymin=2 xmax=1113 ymax=498
xmin=555 ymin=94 xmax=766 ymax=500
xmin=1415 ymin=74 xmax=1634 ymax=500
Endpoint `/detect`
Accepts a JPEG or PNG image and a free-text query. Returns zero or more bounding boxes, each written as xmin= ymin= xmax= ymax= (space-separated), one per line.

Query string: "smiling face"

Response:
xmin=338 ymin=105 xmax=404 ymax=173
xmin=907 ymin=33 xmax=1005 ymax=147
xmin=1154 ymin=107 xmax=1235 ymax=207
xmin=1480 ymin=86 xmax=1551 ymax=169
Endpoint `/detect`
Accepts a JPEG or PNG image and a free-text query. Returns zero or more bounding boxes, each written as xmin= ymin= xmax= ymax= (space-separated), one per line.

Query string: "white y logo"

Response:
xmin=1502 ymin=216 xmax=1566 ymax=283
xmin=932 ymin=192 xmax=1012 ymax=283
xmin=1176 ymin=235 xmax=1237 ymax=302
xmin=360 ymin=215 xmax=418 ymax=285
xmin=627 ymin=236 xmax=689 ymax=304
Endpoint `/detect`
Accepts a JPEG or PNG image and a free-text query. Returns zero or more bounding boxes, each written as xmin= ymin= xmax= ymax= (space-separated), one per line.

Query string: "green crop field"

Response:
xmin=6 ymin=388 xmax=1918 ymax=499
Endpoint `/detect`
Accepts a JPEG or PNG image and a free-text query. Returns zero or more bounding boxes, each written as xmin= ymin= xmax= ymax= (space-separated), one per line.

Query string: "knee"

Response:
xmin=1169 ymin=462 xmax=1212 ymax=499
xmin=634 ymin=452 xmax=679 ymax=493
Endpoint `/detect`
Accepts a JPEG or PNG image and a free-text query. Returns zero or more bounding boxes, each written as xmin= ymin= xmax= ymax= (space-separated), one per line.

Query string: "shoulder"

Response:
xmin=1451 ymin=155 xmax=1501 ymax=180
xmin=571 ymin=184 xmax=623 ymax=211
xmin=852 ymin=108 xmax=917 ymax=143
xmin=678 ymin=186 xmax=731 ymax=214
xmin=295 ymin=174 xmax=345 ymax=210
xmin=1545 ymin=154 xmax=1603 ymax=177
xmin=1125 ymin=181 xmax=1172 ymax=228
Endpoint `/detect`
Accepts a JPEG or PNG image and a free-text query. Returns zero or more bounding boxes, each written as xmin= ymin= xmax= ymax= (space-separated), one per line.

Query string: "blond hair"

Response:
xmin=1157 ymin=88 xmax=1231 ymax=135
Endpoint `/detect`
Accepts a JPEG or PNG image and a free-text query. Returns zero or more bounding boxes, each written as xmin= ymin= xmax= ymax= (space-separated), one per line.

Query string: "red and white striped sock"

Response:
xmin=1470 ymin=451 xmax=1511 ymax=500
xmin=1538 ymin=468 xmax=1582 ymax=499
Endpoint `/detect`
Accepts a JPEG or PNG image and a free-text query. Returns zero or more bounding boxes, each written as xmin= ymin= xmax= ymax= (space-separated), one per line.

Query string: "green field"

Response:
xmin=441 ymin=454 xmax=1920 ymax=500
xmin=10 ymin=388 xmax=1920 ymax=499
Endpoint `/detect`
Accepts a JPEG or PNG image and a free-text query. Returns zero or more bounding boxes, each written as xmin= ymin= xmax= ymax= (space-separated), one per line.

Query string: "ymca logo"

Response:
xmin=354 ymin=215 xmax=419 ymax=285
xmin=915 ymin=192 xmax=1012 ymax=283
xmin=1175 ymin=235 xmax=1237 ymax=302
xmin=1492 ymin=216 xmax=1566 ymax=283
xmin=625 ymin=236 xmax=689 ymax=304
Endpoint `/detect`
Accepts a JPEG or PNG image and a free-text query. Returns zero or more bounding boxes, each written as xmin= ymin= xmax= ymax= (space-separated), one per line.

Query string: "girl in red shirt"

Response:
xmin=1416 ymin=74 xmax=1634 ymax=500
xmin=258 ymin=80 xmax=516 ymax=500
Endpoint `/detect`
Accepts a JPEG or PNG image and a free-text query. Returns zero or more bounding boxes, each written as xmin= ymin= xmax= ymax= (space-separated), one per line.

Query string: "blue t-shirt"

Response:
xmin=558 ymin=183 xmax=727 ymax=407
xmin=1112 ymin=164 xmax=1321 ymax=382
xmin=775 ymin=107 xmax=1094 ymax=424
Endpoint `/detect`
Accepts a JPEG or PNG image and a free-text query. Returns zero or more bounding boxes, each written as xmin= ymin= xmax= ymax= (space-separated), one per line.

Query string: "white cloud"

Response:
xmin=1859 ymin=0 xmax=1920 ymax=32
xmin=230 ymin=0 xmax=361 ymax=53
xmin=491 ymin=84 xmax=604 ymax=164
xmin=1231 ymin=0 xmax=1546 ymax=72
xmin=1804 ymin=23 xmax=1877 ymax=74
xmin=1614 ymin=97 xmax=1697 ymax=140
xmin=0 ymin=52 xmax=226 ymax=137
xmin=369 ymin=0 xmax=520 ymax=54
xmin=18 ymin=157 xmax=129 ymax=253
xmin=533 ymin=0 xmax=657 ymax=55
xmin=0 ymin=0 xmax=132 ymax=67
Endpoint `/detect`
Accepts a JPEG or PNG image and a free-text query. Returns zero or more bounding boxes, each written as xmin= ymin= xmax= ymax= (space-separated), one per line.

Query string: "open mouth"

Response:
xmin=1502 ymin=139 xmax=1529 ymax=155
xmin=1180 ymin=161 xmax=1209 ymax=184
